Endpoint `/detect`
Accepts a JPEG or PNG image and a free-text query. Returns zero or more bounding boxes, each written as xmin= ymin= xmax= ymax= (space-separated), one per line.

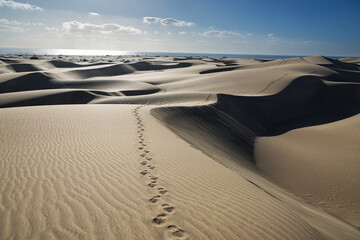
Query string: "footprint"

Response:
xmin=158 ymin=188 xmax=168 ymax=195
xmin=140 ymin=153 xmax=146 ymax=157
xmin=149 ymin=176 xmax=158 ymax=181
xmin=162 ymin=204 xmax=175 ymax=213
xmin=152 ymin=213 xmax=167 ymax=225
xmin=146 ymin=157 xmax=152 ymax=161
xmin=149 ymin=195 xmax=161 ymax=203
xmin=167 ymin=225 xmax=187 ymax=238
xmin=141 ymin=161 xmax=147 ymax=165
xmin=147 ymin=165 xmax=155 ymax=170
xmin=139 ymin=146 xmax=144 ymax=150
xmin=140 ymin=170 xmax=148 ymax=175
xmin=148 ymin=181 xmax=157 ymax=188
xmin=144 ymin=150 xmax=150 ymax=153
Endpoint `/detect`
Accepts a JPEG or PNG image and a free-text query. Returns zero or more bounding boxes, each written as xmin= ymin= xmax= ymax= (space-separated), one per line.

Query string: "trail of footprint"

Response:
xmin=135 ymin=106 xmax=186 ymax=238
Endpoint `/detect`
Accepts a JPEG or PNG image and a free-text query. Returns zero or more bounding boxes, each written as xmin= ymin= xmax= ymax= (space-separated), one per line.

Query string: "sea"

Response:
xmin=0 ymin=48 xmax=345 ymax=59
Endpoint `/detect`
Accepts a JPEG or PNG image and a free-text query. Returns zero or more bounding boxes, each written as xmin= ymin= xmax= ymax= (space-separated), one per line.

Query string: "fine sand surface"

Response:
xmin=0 ymin=55 xmax=360 ymax=239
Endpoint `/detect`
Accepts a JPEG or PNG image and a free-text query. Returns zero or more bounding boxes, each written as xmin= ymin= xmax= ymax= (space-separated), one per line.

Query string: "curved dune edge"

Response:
xmin=151 ymin=77 xmax=360 ymax=228
xmin=1 ymin=55 xmax=360 ymax=239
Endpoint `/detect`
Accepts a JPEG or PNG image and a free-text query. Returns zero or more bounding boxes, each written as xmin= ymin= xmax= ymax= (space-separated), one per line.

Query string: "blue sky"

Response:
xmin=0 ymin=0 xmax=359 ymax=56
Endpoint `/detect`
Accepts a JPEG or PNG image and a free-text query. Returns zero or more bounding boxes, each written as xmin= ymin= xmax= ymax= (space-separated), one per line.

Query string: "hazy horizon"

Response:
xmin=0 ymin=0 xmax=359 ymax=56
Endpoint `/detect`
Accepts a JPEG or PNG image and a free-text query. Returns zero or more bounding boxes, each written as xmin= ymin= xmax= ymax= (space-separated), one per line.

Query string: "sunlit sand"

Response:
xmin=0 ymin=55 xmax=359 ymax=239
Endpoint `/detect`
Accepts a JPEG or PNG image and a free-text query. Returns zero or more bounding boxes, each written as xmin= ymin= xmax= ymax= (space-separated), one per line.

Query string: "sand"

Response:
xmin=0 ymin=55 xmax=359 ymax=239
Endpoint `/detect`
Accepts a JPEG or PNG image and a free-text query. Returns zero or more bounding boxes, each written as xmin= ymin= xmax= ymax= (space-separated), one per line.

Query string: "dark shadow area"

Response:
xmin=49 ymin=60 xmax=110 ymax=68
xmin=0 ymin=90 xmax=96 ymax=108
xmin=152 ymin=76 xmax=360 ymax=165
xmin=0 ymin=72 xmax=53 ymax=93
xmin=130 ymin=61 xmax=192 ymax=71
xmin=200 ymin=66 xmax=239 ymax=74
xmin=6 ymin=64 xmax=40 ymax=72
xmin=122 ymin=89 xmax=160 ymax=96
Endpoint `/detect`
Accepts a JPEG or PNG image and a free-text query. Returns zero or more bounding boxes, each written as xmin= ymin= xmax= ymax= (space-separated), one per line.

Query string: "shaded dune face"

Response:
xmin=152 ymin=70 xmax=360 ymax=165
xmin=1 ymin=55 xmax=360 ymax=239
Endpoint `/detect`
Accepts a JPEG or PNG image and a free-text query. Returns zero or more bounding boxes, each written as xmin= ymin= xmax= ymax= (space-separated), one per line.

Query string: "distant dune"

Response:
xmin=0 ymin=55 xmax=359 ymax=239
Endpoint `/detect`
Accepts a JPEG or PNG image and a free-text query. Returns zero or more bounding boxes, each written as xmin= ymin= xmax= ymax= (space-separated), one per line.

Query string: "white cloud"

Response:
xmin=160 ymin=18 xmax=194 ymax=27
xmin=45 ymin=26 xmax=60 ymax=32
xmin=179 ymin=31 xmax=186 ymax=35
xmin=62 ymin=21 xmax=142 ymax=35
xmin=0 ymin=24 xmax=24 ymax=32
xmin=0 ymin=18 xmax=27 ymax=25
xmin=0 ymin=0 xmax=42 ymax=10
xmin=144 ymin=37 xmax=169 ymax=42
xmin=32 ymin=22 xmax=44 ymax=26
xmin=143 ymin=16 xmax=194 ymax=27
xmin=0 ymin=18 xmax=43 ymax=30
xmin=266 ymin=33 xmax=279 ymax=43
xmin=247 ymin=33 xmax=254 ymax=36
xmin=202 ymin=30 xmax=242 ymax=37
xmin=89 ymin=12 xmax=99 ymax=16
xmin=143 ymin=17 xmax=161 ymax=24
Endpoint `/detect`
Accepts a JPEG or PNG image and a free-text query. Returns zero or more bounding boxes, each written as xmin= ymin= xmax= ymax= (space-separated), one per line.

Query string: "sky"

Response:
xmin=0 ymin=0 xmax=359 ymax=56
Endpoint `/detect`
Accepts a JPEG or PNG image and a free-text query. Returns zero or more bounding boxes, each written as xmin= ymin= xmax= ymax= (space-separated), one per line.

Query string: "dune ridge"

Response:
xmin=1 ymin=55 xmax=360 ymax=239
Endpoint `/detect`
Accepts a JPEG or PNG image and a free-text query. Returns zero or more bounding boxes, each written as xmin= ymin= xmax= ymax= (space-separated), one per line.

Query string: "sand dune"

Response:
xmin=0 ymin=55 xmax=360 ymax=239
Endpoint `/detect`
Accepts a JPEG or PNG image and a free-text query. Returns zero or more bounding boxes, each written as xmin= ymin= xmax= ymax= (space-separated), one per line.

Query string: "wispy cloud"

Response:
xmin=62 ymin=21 xmax=142 ymax=35
xmin=202 ymin=30 xmax=241 ymax=37
xmin=266 ymin=33 xmax=279 ymax=43
xmin=0 ymin=0 xmax=42 ymax=11
xmin=144 ymin=37 xmax=169 ymax=42
xmin=143 ymin=17 xmax=194 ymax=27
xmin=0 ymin=18 xmax=44 ymax=32
xmin=160 ymin=18 xmax=194 ymax=27
xmin=265 ymin=33 xmax=285 ymax=45
xmin=0 ymin=24 xmax=24 ymax=32
xmin=143 ymin=17 xmax=161 ymax=24
xmin=45 ymin=26 xmax=60 ymax=32
xmin=89 ymin=12 xmax=99 ymax=16
xmin=179 ymin=31 xmax=187 ymax=35
xmin=0 ymin=18 xmax=43 ymax=26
